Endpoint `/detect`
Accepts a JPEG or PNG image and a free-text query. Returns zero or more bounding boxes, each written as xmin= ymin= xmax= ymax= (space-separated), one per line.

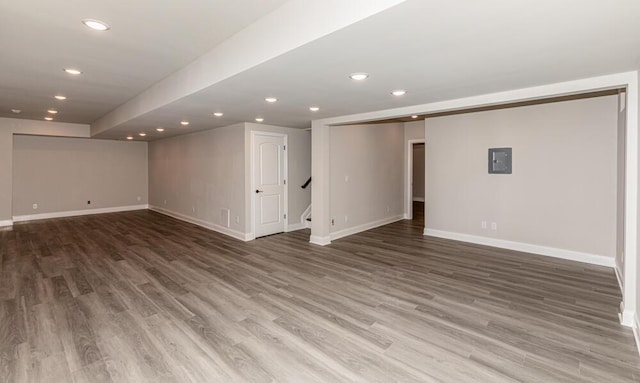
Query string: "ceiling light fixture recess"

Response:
xmin=180 ymin=121 xmax=189 ymax=126
xmin=411 ymin=115 xmax=419 ymax=119
xmin=309 ymin=107 xmax=320 ymax=112
xmin=156 ymin=128 xmax=165 ymax=132
xmin=255 ymin=118 xmax=264 ymax=122
xmin=139 ymin=133 xmax=147 ymax=137
xmin=82 ymin=19 xmax=111 ymax=31
xmin=392 ymin=90 xmax=407 ymax=96
xmin=11 ymin=109 xmax=21 ymax=114
xmin=44 ymin=117 xmax=53 ymax=121
xmin=64 ymin=68 xmax=82 ymax=75
xmin=350 ymin=73 xmax=369 ymax=81
xmin=47 ymin=109 xmax=58 ymax=114
xmin=265 ymin=97 xmax=278 ymax=103
xmin=213 ymin=112 xmax=223 ymax=117
xmin=54 ymin=95 xmax=67 ymax=100
xmin=126 ymin=136 xmax=133 ymax=140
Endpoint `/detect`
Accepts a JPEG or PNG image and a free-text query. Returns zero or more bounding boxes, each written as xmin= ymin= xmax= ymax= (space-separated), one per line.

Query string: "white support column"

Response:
xmin=622 ymin=71 xmax=639 ymax=328
xmin=310 ymin=121 xmax=332 ymax=245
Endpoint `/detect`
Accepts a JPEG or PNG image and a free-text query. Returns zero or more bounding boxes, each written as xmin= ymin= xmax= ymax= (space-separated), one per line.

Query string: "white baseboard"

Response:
xmin=309 ymin=235 xmax=331 ymax=246
xmin=424 ymin=228 xmax=616 ymax=268
xmin=149 ymin=205 xmax=251 ymax=242
xmin=13 ymin=204 xmax=149 ymax=223
xmin=620 ymin=306 xmax=636 ymax=327
xmin=412 ymin=197 xmax=425 ymax=202
xmin=286 ymin=222 xmax=306 ymax=232
xmin=0 ymin=219 xmax=13 ymax=227
xmin=331 ymin=214 xmax=405 ymax=241
xmin=634 ymin=314 xmax=640 ymax=356
xmin=615 ymin=264 xmax=624 ymax=293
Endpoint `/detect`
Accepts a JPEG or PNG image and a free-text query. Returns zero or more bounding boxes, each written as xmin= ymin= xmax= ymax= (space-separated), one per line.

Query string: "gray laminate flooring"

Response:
xmin=0 ymin=209 xmax=638 ymax=382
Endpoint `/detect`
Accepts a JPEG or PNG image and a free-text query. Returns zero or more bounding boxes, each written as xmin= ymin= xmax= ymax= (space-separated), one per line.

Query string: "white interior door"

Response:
xmin=253 ymin=133 xmax=286 ymax=237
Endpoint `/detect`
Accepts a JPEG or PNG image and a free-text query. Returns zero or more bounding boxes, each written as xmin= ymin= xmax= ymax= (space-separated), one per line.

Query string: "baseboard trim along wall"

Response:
xmin=13 ymin=204 xmax=149 ymax=223
xmin=309 ymin=235 xmax=331 ymax=246
xmin=0 ymin=219 xmax=13 ymax=227
xmin=149 ymin=205 xmax=251 ymax=242
xmin=424 ymin=228 xmax=616 ymax=268
xmin=331 ymin=214 xmax=405 ymax=242
xmin=634 ymin=314 xmax=640 ymax=356
xmin=615 ymin=265 xmax=624 ymax=294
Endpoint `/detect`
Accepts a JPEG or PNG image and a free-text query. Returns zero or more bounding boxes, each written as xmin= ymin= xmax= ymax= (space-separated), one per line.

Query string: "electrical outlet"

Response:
xmin=344 ymin=215 xmax=348 ymax=222
xmin=481 ymin=221 xmax=487 ymax=229
xmin=164 ymin=199 xmax=167 ymax=205
xmin=87 ymin=200 xmax=91 ymax=205
xmin=137 ymin=196 xmax=141 ymax=202
xmin=32 ymin=203 xmax=38 ymax=210
xmin=235 ymin=216 xmax=240 ymax=224
xmin=386 ymin=206 xmax=390 ymax=213
xmin=345 ymin=175 xmax=349 ymax=182
xmin=192 ymin=206 xmax=196 ymax=213
xmin=491 ymin=222 xmax=497 ymax=230
xmin=331 ymin=219 xmax=335 ymax=226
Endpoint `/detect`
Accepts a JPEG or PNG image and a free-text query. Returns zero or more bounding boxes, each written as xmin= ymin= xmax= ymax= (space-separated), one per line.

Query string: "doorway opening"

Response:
xmin=406 ymin=139 xmax=425 ymax=228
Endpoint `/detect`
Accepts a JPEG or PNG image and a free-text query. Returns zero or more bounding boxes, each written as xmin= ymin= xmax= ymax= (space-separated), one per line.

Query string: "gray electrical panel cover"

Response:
xmin=488 ymin=148 xmax=512 ymax=174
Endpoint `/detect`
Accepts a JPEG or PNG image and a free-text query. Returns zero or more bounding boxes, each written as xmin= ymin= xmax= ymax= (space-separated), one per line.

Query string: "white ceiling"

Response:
xmin=2 ymin=0 xmax=640 ymax=141
xmin=0 ymin=0 xmax=288 ymax=123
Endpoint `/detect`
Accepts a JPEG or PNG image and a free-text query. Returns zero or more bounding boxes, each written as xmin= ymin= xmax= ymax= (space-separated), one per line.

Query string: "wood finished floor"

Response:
xmin=1 ymin=208 xmax=639 ymax=383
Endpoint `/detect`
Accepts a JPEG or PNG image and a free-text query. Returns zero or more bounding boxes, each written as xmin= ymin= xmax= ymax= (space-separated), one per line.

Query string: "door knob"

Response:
xmin=256 ymin=189 xmax=264 ymax=193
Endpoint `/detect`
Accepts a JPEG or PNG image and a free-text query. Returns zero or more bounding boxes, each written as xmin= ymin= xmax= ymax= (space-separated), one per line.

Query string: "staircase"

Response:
xmin=302 ymin=177 xmax=311 ymax=228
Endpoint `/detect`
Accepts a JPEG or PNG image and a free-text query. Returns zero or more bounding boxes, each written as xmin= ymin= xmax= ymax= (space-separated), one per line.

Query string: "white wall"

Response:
xmin=330 ymin=122 xmax=404 ymax=239
xmin=13 ymin=136 xmax=148 ymax=217
xmin=148 ymin=123 xmax=247 ymax=238
xmin=425 ymin=95 xmax=618 ymax=261
xmin=404 ymin=120 xmax=424 ymax=141
xmin=618 ymin=92 xmax=627 ymax=279
xmin=636 ymin=70 xmax=640 ymax=330
xmin=149 ymin=122 xmax=311 ymax=240
xmin=0 ymin=118 xmax=90 ymax=225
xmin=244 ymin=123 xmax=311 ymax=232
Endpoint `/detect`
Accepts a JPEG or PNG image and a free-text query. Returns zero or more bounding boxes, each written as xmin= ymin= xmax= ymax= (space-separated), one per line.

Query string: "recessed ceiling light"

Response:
xmin=255 ymin=118 xmax=264 ymax=122
xmin=309 ymin=107 xmax=320 ymax=112
xmin=411 ymin=115 xmax=419 ymax=119
xmin=82 ymin=19 xmax=111 ymax=31
xmin=54 ymin=95 xmax=67 ymax=100
xmin=156 ymin=128 xmax=165 ymax=132
xmin=139 ymin=133 xmax=147 ymax=137
xmin=265 ymin=97 xmax=278 ymax=103
xmin=64 ymin=68 xmax=82 ymax=75
xmin=11 ymin=109 xmax=21 ymax=114
xmin=392 ymin=90 xmax=407 ymax=96
xmin=47 ymin=109 xmax=58 ymax=114
xmin=350 ymin=73 xmax=369 ymax=81
xmin=180 ymin=121 xmax=189 ymax=126
xmin=44 ymin=117 xmax=53 ymax=121
xmin=213 ymin=112 xmax=223 ymax=117
xmin=126 ymin=136 xmax=133 ymax=140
